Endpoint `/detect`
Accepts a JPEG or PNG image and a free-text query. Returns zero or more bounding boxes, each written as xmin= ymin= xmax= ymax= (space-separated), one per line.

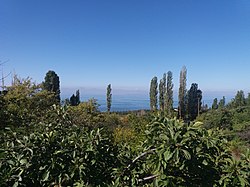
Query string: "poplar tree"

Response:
xmin=218 ymin=96 xmax=226 ymax=109
xmin=159 ymin=73 xmax=166 ymax=111
xmin=150 ymin=76 xmax=158 ymax=111
xmin=43 ymin=70 xmax=60 ymax=104
xmin=165 ymin=71 xmax=174 ymax=116
xmin=212 ymin=98 xmax=218 ymax=110
xmin=178 ymin=66 xmax=187 ymax=119
xmin=247 ymin=93 xmax=250 ymax=106
xmin=107 ymin=84 xmax=112 ymax=112
xmin=76 ymin=89 xmax=80 ymax=105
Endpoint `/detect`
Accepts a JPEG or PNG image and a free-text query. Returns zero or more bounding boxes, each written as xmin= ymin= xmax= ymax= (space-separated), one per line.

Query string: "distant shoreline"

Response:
xmin=61 ymin=93 xmax=235 ymax=112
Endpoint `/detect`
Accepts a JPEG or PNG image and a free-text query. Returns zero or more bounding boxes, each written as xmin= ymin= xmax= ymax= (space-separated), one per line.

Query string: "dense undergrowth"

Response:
xmin=0 ymin=78 xmax=250 ymax=186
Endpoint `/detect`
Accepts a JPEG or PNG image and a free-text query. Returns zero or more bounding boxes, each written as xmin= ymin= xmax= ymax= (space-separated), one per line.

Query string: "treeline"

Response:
xmin=149 ymin=66 xmax=202 ymax=121
xmin=199 ymin=89 xmax=250 ymax=133
xmin=211 ymin=90 xmax=250 ymax=110
xmin=41 ymin=70 xmax=113 ymax=111
xmin=0 ymin=67 xmax=249 ymax=186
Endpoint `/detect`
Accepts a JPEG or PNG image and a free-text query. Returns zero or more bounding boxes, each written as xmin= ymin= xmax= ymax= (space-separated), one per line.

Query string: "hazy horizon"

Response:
xmin=61 ymin=86 xmax=237 ymax=110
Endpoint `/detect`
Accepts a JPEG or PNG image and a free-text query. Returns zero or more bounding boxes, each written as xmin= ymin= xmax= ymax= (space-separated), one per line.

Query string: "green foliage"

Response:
xmin=165 ymin=71 xmax=174 ymax=117
xmin=178 ymin=66 xmax=187 ymax=119
xmin=1 ymin=77 xmax=56 ymax=128
xmin=113 ymin=114 xmax=150 ymax=148
xmin=159 ymin=73 xmax=166 ymax=111
xmin=201 ymin=109 xmax=233 ymax=130
xmin=1 ymin=74 xmax=249 ymax=187
xmin=218 ymin=149 xmax=250 ymax=187
xmin=228 ymin=90 xmax=246 ymax=108
xmin=69 ymin=89 xmax=80 ymax=106
xmin=0 ymin=91 xmax=7 ymax=125
xmin=43 ymin=70 xmax=60 ymax=104
xmin=107 ymin=84 xmax=112 ymax=112
xmin=0 ymin=107 xmax=119 ymax=187
xmin=187 ymin=83 xmax=202 ymax=121
xmin=150 ymin=76 xmax=158 ymax=111
xmin=246 ymin=93 xmax=250 ymax=106
xmin=67 ymin=99 xmax=103 ymax=128
xmin=212 ymin=98 xmax=218 ymax=110
xmin=113 ymin=117 xmax=250 ymax=186
xmin=218 ymin=96 xmax=226 ymax=109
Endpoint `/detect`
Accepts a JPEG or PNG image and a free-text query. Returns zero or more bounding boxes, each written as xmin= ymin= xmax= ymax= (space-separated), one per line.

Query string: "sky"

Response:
xmin=1 ymin=0 xmax=250 ymax=98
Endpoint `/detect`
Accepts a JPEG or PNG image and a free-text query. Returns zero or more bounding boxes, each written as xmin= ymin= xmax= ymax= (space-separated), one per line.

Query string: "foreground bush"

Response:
xmin=113 ymin=117 xmax=250 ymax=186
xmin=1 ymin=112 xmax=249 ymax=187
xmin=0 ymin=109 xmax=119 ymax=186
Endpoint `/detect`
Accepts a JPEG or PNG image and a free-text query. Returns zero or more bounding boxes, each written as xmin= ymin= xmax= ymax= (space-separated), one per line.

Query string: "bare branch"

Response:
xmin=0 ymin=59 xmax=9 ymax=66
xmin=0 ymin=72 xmax=11 ymax=81
xmin=126 ymin=148 xmax=156 ymax=170
xmin=138 ymin=174 xmax=159 ymax=182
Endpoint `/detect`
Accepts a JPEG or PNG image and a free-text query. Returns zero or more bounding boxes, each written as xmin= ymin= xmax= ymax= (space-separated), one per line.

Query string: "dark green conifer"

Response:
xmin=150 ymin=76 xmax=158 ymax=111
xmin=165 ymin=71 xmax=174 ymax=116
xmin=178 ymin=66 xmax=187 ymax=119
xmin=107 ymin=84 xmax=112 ymax=112
xmin=43 ymin=70 xmax=60 ymax=104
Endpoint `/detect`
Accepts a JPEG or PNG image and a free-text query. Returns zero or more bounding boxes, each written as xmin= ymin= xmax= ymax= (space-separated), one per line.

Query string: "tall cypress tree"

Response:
xmin=70 ymin=90 xmax=80 ymax=106
xmin=187 ymin=83 xmax=202 ymax=120
xmin=165 ymin=71 xmax=174 ymax=116
xmin=107 ymin=84 xmax=112 ymax=112
xmin=43 ymin=70 xmax=60 ymax=104
xmin=76 ymin=89 xmax=80 ymax=105
xmin=150 ymin=76 xmax=158 ymax=111
xmin=218 ymin=96 xmax=226 ymax=109
xmin=159 ymin=73 xmax=166 ymax=111
xmin=178 ymin=66 xmax=187 ymax=119
xmin=247 ymin=93 xmax=250 ymax=106
xmin=212 ymin=98 xmax=218 ymax=110
xmin=70 ymin=94 xmax=76 ymax=106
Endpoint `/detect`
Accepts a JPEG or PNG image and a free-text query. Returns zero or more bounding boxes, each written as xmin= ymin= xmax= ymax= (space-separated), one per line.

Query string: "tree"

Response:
xmin=70 ymin=94 xmax=76 ymax=106
xmin=165 ymin=71 xmax=174 ymax=117
xmin=247 ymin=93 xmax=250 ymax=106
xmin=149 ymin=76 xmax=158 ymax=111
xmin=187 ymin=83 xmax=202 ymax=121
xmin=43 ymin=70 xmax=60 ymax=104
xmin=218 ymin=96 xmax=226 ymax=109
xmin=212 ymin=98 xmax=218 ymax=110
xmin=107 ymin=84 xmax=112 ymax=112
xmin=2 ymin=77 xmax=56 ymax=127
xmin=159 ymin=73 xmax=166 ymax=111
xmin=116 ymin=117 xmax=250 ymax=186
xmin=69 ymin=90 xmax=80 ymax=106
xmin=178 ymin=66 xmax=187 ymax=119
xmin=234 ymin=90 xmax=245 ymax=107
xmin=76 ymin=89 xmax=80 ymax=105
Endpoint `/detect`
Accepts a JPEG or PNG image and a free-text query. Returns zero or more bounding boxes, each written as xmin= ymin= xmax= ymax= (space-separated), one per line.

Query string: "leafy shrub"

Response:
xmin=199 ymin=109 xmax=233 ymax=130
xmin=1 ymin=78 xmax=56 ymax=128
xmin=113 ymin=117 xmax=250 ymax=186
xmin=0 ymin=107 xmax=119 ymax=187
xmin=1 ymin=105 xmax=249 ymax=187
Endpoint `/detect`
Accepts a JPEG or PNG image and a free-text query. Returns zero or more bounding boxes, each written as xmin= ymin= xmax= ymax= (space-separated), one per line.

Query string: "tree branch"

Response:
xmin=126 ymin=148 xmax=156 ymax=170
xmin=0 ymin=72 xmax=11 ymax=81
xmin=138 ymin=174 xmax=159 ymax=182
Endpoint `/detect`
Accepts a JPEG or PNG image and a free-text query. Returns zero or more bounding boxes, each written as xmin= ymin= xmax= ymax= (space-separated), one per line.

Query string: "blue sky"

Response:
xmin=1 ymin=0 xmax=250 ymax=97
